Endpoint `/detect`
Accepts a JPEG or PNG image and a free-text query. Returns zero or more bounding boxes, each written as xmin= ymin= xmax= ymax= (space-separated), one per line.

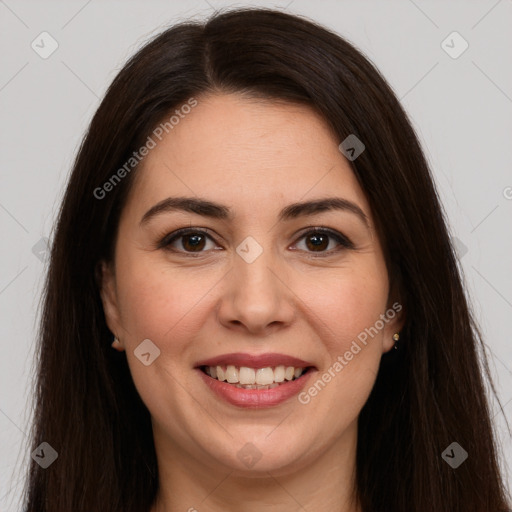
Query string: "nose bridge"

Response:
xmin=217 ymin=234 xmax=294 ymax=333
xmin=234 ymin=234 xmax=281 ymax=306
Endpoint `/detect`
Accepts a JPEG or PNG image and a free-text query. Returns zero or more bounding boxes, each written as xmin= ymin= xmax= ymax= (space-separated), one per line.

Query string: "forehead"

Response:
xmin=126 ymin=93 xmax=371 ymax=222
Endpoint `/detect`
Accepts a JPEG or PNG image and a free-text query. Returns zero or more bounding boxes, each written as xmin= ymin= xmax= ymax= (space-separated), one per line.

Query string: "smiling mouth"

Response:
xmin=199 ymin=364 xmax=315 ymax=390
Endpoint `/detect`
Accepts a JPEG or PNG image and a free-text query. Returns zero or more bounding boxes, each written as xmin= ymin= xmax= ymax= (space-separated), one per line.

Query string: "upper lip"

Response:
xmin=195 ymin=353 xmax=316 ymax=369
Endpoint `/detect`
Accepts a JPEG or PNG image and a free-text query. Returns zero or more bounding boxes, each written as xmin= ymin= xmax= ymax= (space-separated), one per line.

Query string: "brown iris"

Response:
xmin=305 ymin=233 xmax=329 ymax=251
xmin=181 ymin=233 xmax=206 ymax=252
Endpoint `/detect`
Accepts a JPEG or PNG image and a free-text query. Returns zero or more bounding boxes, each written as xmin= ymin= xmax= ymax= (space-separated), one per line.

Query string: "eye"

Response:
xmin=158 ymin=226 xmax=354 ymax=256
xmin=292 ymin=227 xmax=354 ymax=255
xmin=158 ymin=228 xmax=220 ymax=254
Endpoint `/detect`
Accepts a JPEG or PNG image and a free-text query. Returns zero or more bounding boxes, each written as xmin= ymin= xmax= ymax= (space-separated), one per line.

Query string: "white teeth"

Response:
xmin=239 ymin=367 xmax=256 ymax=385
xmin=225 ymin=365 xmax=238 ymax=383
xmin=256 ymin=367 xmax=274 ymax=385
xmin=217 ymin=366 xmax=226 ymax=382
xmin=234 ymin=383 xmax=280 ymax=390
xmin=274 ymin=365 xmax=285 ymax=382
xmin=204 ymin=365 xmax=307 ymax=385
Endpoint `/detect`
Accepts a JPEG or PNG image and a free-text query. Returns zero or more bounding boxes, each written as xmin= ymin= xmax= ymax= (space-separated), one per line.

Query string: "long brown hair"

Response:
xmin=21 ymin=7 xmax=510 ymax=511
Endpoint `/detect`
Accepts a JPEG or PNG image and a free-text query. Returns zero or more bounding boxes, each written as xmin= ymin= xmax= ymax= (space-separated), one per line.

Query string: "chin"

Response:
xmin=202 ymin=432 xmax=314 ymax=476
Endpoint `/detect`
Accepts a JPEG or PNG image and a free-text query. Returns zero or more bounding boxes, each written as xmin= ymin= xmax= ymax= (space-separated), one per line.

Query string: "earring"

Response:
xmin=111 ymin=336 xmax=122 ymax=349
xmin=392 ymin=332 xmax=400 ymax=350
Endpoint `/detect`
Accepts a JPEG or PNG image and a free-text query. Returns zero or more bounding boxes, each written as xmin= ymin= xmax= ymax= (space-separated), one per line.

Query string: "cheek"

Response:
xmin=295 ymin=263 xmax=389 ymax=409
xmin=301 ymin=265 xmax=389 ymax=412
xmin=300 ymin=264 xmax=389 ymax=349
xmin=115 ymin=253 xmax=214 ymax=342
xmin=112 ymin=259 xmax=212 ymax=414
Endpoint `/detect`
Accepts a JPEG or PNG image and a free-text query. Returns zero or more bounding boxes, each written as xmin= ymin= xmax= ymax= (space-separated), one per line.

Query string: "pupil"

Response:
xmin=307 ymin=234 xmax=328 ymax=251
xmin=183 ymin=234 xmax=205 ymax=251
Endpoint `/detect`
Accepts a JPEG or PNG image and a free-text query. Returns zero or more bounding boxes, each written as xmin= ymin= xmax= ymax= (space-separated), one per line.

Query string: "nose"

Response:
xmin=215 ymin=244 xmax=296 ymax=336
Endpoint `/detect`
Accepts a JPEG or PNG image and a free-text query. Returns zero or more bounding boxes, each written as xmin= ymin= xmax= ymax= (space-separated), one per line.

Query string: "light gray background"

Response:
xmin=1 ymin=0 xmax=511 ymax=509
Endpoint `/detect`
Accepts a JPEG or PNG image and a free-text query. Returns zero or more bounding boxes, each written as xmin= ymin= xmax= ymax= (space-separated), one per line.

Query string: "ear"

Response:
xmin=96 ymin=260 xmax=125 ymax=352
xmin=381 ymin=300 xmax=406 ymax=353
xmin=381 ymin=276 xmax=406 ymax=353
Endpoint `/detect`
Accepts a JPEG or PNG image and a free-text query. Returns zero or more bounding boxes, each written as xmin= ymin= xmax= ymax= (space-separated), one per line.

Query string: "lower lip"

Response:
xmin=196 ymin=368 xmax=315 ymax=408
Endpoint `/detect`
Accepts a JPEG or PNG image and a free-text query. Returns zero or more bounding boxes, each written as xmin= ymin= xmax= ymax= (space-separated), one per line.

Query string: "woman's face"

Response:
xmin=100 ymin=93 xmax=403 ymax=476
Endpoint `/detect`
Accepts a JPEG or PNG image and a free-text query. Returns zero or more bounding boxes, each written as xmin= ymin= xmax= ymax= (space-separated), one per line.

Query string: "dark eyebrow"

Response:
xmin=140 ymin=197 xmax=232 ymax=226
xmin=140 ymin=196 xmax=369 ymax=227
xmin=280 ymin=197 xmax=369 ymax=227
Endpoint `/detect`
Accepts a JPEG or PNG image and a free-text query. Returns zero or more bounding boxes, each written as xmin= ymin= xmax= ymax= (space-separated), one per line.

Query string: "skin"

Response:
xmin=99 ymin=93 xmax=404 ymax=512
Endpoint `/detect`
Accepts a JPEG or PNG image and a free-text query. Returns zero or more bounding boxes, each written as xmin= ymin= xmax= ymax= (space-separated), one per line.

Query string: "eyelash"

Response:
xmin=157 ymin=227 xmax=354 ymax=257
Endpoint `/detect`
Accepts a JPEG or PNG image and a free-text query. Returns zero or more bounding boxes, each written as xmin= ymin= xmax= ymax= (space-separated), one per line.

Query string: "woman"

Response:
xmin=22 ymin=7 xmax=510 ymax=511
